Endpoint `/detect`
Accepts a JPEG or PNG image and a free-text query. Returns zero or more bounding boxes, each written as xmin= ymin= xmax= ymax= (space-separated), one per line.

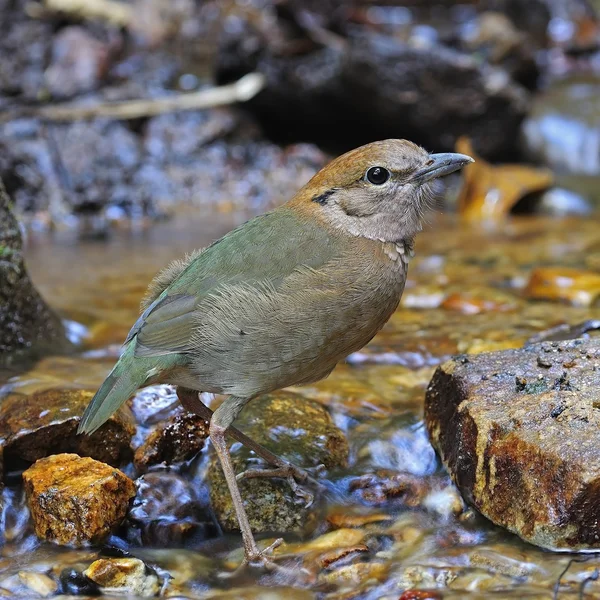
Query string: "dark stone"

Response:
xmin=216 ymin=25 xmax=528 ymax=158
xmin=133 ymin=407 xmax=209 ymax=473
xmin=59 ymin=568 xmax=101 ymax=596
xmin=425 ymin=338 xmax=600 ymax=550
xmin=0 ymin=388 xmax=134 ymax=478
xmin=0 ymin=178 xmax=69 ymax=366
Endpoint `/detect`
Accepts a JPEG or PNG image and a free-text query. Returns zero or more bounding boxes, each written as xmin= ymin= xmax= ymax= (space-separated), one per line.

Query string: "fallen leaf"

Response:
xmin=456 ymin=137 xmax=553 ymax=222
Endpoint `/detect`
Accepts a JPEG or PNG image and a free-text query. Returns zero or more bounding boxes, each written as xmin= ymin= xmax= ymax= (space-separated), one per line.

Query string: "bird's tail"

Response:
xmin=78 ymin=348 xmax=145 ymax=435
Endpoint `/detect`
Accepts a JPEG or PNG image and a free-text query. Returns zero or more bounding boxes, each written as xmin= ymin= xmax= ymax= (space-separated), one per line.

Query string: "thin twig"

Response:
xmin=0 ymin=73 xmax=266 ymax=123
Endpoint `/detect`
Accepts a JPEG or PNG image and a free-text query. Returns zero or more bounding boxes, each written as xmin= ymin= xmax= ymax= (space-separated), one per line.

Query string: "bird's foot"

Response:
xmin=244 ymin=537 xmax=284 ymax=571
xmin=237 ymin=463 xmax=324 ymax=507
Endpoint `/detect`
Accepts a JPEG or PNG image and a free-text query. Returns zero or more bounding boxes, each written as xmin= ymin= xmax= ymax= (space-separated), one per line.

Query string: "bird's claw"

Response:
xmin=245 ymin=538 xmax=283 ymax=571
xmin=236 ymin=464 xmax=315 ymax=507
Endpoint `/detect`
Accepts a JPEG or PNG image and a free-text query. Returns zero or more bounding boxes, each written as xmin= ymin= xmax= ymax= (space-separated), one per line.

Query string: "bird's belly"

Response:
xmin=189 ymin=268 xmax=404 ymax=398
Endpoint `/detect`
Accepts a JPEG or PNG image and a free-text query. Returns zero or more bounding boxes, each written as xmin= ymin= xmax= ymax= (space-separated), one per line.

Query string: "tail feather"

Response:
xmin=78 ymin=362 xmax=142 ymax=435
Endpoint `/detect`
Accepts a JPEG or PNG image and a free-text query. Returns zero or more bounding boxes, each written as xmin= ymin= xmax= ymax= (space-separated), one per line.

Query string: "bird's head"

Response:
xmin=293 ymin=139 xmax=473 ymax=244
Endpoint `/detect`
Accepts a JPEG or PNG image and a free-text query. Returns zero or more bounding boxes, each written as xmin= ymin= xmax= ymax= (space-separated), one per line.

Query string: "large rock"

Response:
xmin=209 ymin=392 xmax=348 ymax=533
xmin=216 ymin=26 xmax=528 ymax=158
xmin=0 ymin=178 xmax=68 ymax=365
xmin=0 ymin=388 xmax=135 ymax=476
xmin=425 ymin=338 xmax=600 ymax=551
xmin=23 ymin=453 xmax=136 ymax=546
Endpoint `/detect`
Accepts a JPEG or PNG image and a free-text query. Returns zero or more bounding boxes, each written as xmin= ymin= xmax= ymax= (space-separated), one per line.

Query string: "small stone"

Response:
xmin=208 ymin=391 xmax=348 ymax=533
xmin=133 ymin=408 xmax=209 ymax=473
xmin=0 ymin=389 xmax=135 ymax=475
xmin=23 ymin=453 xmax=136 ymax=546
xmin=425 ymin=338 xmax=600 ymax=550
xmin=17 ymin=572 xmax=57 ymax=597
xmin=84 ymin=558 xmax=159 ymax=597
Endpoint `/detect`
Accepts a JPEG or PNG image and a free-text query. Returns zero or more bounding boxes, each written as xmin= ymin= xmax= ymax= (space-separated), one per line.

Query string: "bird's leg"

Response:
xmin=177 ymin=387 xmax=323 ymax=505
xmin=209 ymin=398 xmax=283 ymax=570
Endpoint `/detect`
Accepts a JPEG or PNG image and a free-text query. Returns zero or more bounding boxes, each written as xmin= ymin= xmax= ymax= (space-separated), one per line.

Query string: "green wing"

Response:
xmin=128 ymin=207 xmax=336 ymax=357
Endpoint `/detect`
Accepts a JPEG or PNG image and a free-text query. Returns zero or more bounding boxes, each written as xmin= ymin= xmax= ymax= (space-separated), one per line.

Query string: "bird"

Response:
xmin=78 ymin=139 xmax=473 ymax=570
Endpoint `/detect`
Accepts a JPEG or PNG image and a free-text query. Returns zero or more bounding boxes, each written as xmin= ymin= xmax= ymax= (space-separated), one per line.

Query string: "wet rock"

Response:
xmin=0 ymin=178 xmax=68 ymax=366
xmin=217 ymin=24 xmax=528 ymax=158
xmin=23 ymin=453 xmax=136 ymax=546
xmin=59 ymin=568 xmax=100 ymax=596
xmin=17 ymin=571 xmax=58 ymax=597
xmin=348 ymin=471 xmax=428 ymax=508
xmin=45 ymin=26 xmax=115 ymax=98
xmin=128 ymin=471 xmax=217 ymax=546
xmin=133 ymin=407 xmax=209 ymax=473
xmin=0 ymin=388 xmax=134 ymax=476
xmin=522 ymin=78 xmax=600 ymax=175
xmin=425 ymin=338 xmax=600 ymax=550
xmin=84 ymin=558 xmax=159 ymax=597
xmin=208 ymin=392 xmax=348 ymax=533
xmin=524 ymin=266 xmax=600 ymax=306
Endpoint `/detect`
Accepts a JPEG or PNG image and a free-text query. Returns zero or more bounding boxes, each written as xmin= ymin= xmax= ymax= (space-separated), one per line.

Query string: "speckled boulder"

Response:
xmin=425 ymin=338 xmax=600 ymax=551
xmin=23 ymin=453 xmax=136 ymax=546
xmin=208 ymin=392 xmax=348 ymax=533
xmin=0 ymin=388 xmax=134 ymax=474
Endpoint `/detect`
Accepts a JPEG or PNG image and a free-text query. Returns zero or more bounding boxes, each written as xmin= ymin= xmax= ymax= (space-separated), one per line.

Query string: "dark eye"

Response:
xmin=366 ymin=166 xmax=390 ymax=185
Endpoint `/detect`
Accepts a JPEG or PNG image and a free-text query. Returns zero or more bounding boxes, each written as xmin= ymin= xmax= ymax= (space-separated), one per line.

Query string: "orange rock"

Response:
xmin=23 ymin=453 xmax=135 ymax=546
xmin=456 ymin=137 xmax=553 ymax=222
xmin=525 ymin=267 xmax=600 ymax=306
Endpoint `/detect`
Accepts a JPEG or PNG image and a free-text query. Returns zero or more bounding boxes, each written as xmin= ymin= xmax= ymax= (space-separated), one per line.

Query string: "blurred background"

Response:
xmin=2 ymin=0 xmax=600 ymax=232
xmin=2 ymin=2 xmax=600 ymax=599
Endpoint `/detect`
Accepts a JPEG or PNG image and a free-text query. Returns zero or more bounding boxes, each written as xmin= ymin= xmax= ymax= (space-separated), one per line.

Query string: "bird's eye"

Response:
xmin=366 ymin=166 xmax=390 ymax=185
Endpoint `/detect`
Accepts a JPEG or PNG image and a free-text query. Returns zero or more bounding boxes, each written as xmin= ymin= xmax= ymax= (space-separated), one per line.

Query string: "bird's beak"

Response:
xmin=411 ymin=153 xmax=474 ymax=184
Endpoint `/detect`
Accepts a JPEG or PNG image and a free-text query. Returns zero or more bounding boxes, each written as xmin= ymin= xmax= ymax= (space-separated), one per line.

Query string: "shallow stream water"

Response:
xmin=1 ymin=212 xmax=600 ymax=599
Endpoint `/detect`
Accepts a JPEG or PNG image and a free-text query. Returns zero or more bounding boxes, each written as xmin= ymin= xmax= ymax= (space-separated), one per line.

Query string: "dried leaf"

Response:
xmin=456 ymin=137 xmax=553 ymax=222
